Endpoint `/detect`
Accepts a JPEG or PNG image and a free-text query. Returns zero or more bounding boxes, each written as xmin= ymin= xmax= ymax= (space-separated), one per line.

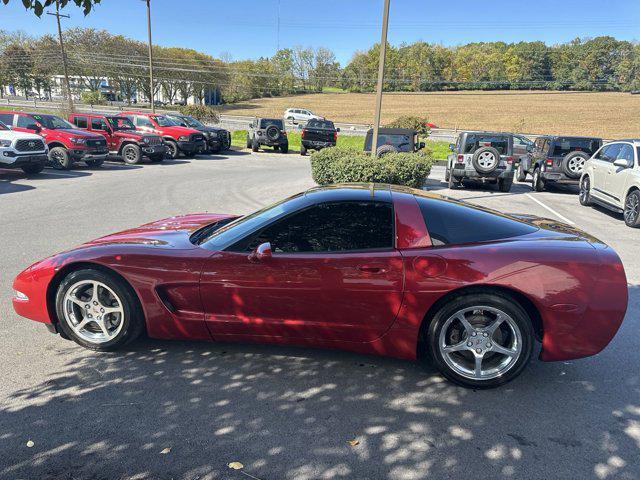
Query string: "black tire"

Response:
xmin=246 ymin=135 xmax=251 ymax=149
xmin=300 ymin=144 xmax=307 ymax=156
xmin=562 ymin=151 xmax=589 ymax=179
xmin=273 ymin=145 xmax=279 ymax=152
xmin=48 ymin=146 xmax=72 ymax=170
xmin=280 ymin=142 xmax=288 ymax=154
xmin=444 ymin=167 xmax=450 ymax=182
xmin=498 ymin=178 xmax=513 ymax=192
xmin=165 ymin=140 xmax=179 ymax=159
xmin=515 ymin=162 xmax=526 ymax=182
xmin=579 ymin=175 xmax=592 ymax=206
xmin=149 ymin=154 xmax=165 ymax=163
xmin=252 ymin=138 xmax=259 ymax=152
xmin=21 ymin=163 xmax=45 ymax=175
xmin=472 ymin=146 xmax=500 ymax=174
xmin=121 ymin=144 xmax=142 ymax=165
xmin=426 ymin=292 xmax=534 ymax=389
xmin=623 ymin=190 xmax=640 ymax=228
xmin=55 ymin=268 xmax=145 ymax=351
xmin=85 ymin=158 xmax=104 ymax=168
xmin=532 ymin=167 xmax=545 ymax=192
xmin=376 ymin=144 xmax=398 ymax=157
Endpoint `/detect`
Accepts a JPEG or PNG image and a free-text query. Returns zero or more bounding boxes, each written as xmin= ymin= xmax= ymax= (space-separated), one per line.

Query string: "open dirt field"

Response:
xmin=220 ymin=91 xmax=640 ymax=138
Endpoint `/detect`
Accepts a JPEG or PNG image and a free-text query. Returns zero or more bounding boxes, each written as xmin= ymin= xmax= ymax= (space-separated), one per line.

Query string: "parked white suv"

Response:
xmin=283 ymin=108 xmax=323 ymax=123
xmin=0 ymin=120 xmax=48 ymax=174
xmin=579 ymin=139 xmax=640 ymax=228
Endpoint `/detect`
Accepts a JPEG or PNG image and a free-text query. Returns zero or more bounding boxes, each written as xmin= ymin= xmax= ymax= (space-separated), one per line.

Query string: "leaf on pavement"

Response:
xmin=160 ymin=447 xmax=171 ymax=454
xmin=26 ymin=440 xmax=34 ymax=448
xmin=348 ymin=439 xmax=360 ymax=446
xmin=228 ymin=461 xmax=244 ymax=470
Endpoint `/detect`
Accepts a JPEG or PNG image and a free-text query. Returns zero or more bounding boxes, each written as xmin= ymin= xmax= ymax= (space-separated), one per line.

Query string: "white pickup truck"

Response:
xmin=0 ymin=119 xmax=48 ymax=174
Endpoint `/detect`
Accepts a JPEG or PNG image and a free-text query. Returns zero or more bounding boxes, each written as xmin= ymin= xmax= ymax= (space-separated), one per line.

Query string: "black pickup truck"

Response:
xmin=300 ymin=119 xmax=339 ymax=155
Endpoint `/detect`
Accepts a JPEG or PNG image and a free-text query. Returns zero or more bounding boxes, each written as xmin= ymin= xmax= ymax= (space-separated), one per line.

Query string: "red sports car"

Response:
xmin=12 ymin=184 xmax=628 ymax=388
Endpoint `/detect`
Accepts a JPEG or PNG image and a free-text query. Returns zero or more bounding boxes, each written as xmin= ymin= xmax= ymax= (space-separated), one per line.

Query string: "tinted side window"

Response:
xmin=135 ymin=116 xmax=153 ymax=127
xmin=598 ymin=144 xmax=622 ymax=163
xmin=416 ymin=196 xmax=538 ymax=246
xmin=16 ymin=115 xmax=35 ymax=128
xmin=0 ymin=113 xmax=14 ymax=125
xmin=617 ymin=144 xmax=634 ymax=163
xmin=237 ymin=201 xmax=393 ymax=253
xmin=91 ymin=118 xmax=107 ymax=130
xmin=73 ymin=116 xmax=88 ymax=128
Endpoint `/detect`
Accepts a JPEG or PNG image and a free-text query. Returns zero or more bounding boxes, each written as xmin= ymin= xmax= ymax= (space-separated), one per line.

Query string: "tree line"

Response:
xmin=1 ymin=28 xmax=639 ymax=106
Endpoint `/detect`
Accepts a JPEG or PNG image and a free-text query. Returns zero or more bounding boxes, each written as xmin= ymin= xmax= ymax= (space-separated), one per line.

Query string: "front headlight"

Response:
xmin=71 ymin=137 xmax=86 ymax=145
xmin=13 ymin=290 xmax=28 ymax=301
xmin=0 ymin=139 xmax=12 ymax=147
xmin=178 ymin=136 xmax=189 ymax=142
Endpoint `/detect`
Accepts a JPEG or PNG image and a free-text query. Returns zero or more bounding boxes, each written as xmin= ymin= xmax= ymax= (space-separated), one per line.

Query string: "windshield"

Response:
xmin=179 ymin=116 xmax=205 ymax=129
xmin=31 ymin=114 xmax=75 ymax=130
xmin=259 ymin=119 xmax=284 ymax=129
xmin=0 ymin=120 xmax=7 ymax=131
xmin=197 ymin=193 xmax=306 ymax=250
xmin=307 ymin=119 xmax=335 ymax=130
xmin=107 ymin=117 xmax=136 ymax=130
xmin=151 ymin=115 xmax=179 ymax=127
xmin=551 ymin=138 xmax=601 ymax=157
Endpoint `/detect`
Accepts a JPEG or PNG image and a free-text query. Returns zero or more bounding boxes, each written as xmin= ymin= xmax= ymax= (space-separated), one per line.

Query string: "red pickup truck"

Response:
xmin=118 ymin=112 xmax=205 ymax=159
xmin=0 ymin=111 xmax=108 ymax=169
xmin=69 ymin=113 xmax=167 ymax=164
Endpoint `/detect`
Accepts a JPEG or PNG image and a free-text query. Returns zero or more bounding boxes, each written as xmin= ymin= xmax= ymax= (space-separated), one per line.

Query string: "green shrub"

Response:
xmin=385 ymin=115 xmax=431 ymax=136
xmin=178 ymin=104 xmax=220 ymax=123
xmin=80 ymin=90 xmax=105 ymax=105
xmin=310 ymin=147 xmax=433 ymax=188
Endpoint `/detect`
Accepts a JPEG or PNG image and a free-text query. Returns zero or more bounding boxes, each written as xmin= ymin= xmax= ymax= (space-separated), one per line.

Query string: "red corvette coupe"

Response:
xmin=12 ymin=184 xmax=628 ymax=388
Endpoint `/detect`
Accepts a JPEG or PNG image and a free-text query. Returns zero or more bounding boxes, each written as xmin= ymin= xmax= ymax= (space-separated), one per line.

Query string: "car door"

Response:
xmin=134 ymin=115 xmax=156 ymax=134
xmin=591 ymin=143 xmax=621 ymax=201
xmin=513 ymin=135 xmax=531 ymax=158
xmin=199 ymin=200 xmax=404 ymax=342
xmin=606 ymin=143 xmax=635 ymax=205
xmin=91 ymin=117 xmax=115 ymax=151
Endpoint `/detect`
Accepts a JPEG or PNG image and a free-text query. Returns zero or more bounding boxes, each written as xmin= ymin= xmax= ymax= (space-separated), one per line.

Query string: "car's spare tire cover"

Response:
xmin=472 ymin=146 xmax=500 ymax=174
xmin=562 ymin=151 xmax=589 ymax=179
xmin=266 ymin=125 xmax=280 ymax=140
xmin=376 ymin=144 xmax=398 ymax=156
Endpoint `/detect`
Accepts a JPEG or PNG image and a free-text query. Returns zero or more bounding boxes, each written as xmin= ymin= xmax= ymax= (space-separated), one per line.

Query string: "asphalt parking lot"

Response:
xmin=0 ymin=153 xmax=638 ymax=480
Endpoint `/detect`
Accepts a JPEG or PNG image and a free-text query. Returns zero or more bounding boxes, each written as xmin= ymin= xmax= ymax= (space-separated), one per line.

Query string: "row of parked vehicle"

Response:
xmin=0 ymin=110 xmax=232 ymax=173
xmin=445 ymin=130 xmax=640 ymax=227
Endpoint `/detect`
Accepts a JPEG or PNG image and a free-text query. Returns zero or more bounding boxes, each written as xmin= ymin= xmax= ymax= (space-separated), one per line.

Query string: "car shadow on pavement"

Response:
xmin=0 ymin=169 xmax=93 ymax=195
xmin=1 ymin=285 xmax=639 ymax=480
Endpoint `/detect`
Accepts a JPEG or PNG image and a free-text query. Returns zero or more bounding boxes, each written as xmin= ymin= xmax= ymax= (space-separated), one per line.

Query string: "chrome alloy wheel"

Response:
xmin=62 ymin=280 xmax=125 ymax=344
xmin=438 ymin=306 xmax=522 ymax=381
xmin=567 ymin=156 xmax=586 ymax=175
xmin=625 ymin=193 xmax=639 ymax=224
xmin=477 ymin=151 xmax=497 ymax=169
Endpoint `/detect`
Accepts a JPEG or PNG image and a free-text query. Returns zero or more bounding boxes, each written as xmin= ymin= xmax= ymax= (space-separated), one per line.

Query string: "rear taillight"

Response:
xmin=506 ymin=156 xmax=513 ymax=164
xmin=334 ymin=131 xmax=337 ymax=142
xmin=301 ymin=130 xmax=305 ymax=139
xmin=457 ymin=154 xmax=464 ymax=163
xmin=546 ymin=158 xmax=554 ymax=166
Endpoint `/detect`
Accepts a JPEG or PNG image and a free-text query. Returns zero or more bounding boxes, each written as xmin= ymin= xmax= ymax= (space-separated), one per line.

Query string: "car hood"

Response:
xmin=158 ymin=126 xmax=201 ymax=136
xmin=83 ymin=213 xmax=238 ymax=249
xmin=0 ymin=130 xmax=43 ymax=141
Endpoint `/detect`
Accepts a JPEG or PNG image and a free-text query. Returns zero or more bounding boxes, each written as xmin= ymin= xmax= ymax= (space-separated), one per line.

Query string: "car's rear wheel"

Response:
xmin=623 ymin=190 xmax=640 ymax=228
xmin=122 ymin=144 xmax=142 ymax=165
xmin=280 ymin=142 xmax=289 ymax=154
xmin=55 ymin=268 xmax=144 ymax=351
xmin=252 ymin=138 xmax=259 ymax=152
xmin=427 ymin=292 xmax=534 ymax=389
xmin=300 ymin=144 xmax=307 ymax=156
xmin=579 ymin=176 xmax=592 ymax=206
xmin=498 ymin=178 xmax=512 ymax=192
xmin=532 ymin=168 xmax=545 ymax=192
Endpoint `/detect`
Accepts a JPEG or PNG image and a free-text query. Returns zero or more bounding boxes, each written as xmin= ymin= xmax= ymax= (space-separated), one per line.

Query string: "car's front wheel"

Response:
xmin=532 ymin=168 xmax=545 ymax=192
xmin=55 ymin=268 xmax=144 ymax=351
xmin=427 ymin=292 xmax=534 ymax=389
xmin=165 ymin=140 xmax=179 ymax=159
xmin=579 ymin=176 xmax=592 ymax=206
xmin=624 ymin=190 xmax=640 ymax=228
xmin=49 ymin=146 xmax=72 ymax=170
xmin=122 ymin=144 xmax=142 ymax=165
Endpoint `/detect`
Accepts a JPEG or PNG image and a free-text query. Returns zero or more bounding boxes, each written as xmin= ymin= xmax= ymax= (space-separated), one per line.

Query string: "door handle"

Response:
xmin=357 ymin=265 xmax=386 ymax=274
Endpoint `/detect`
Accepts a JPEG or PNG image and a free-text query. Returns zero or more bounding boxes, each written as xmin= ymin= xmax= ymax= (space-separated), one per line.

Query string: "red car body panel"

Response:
xmin=117 ymin=112 xmax=201 ymax=141
xmin=12 ymin=188 xmax=628 ymax=363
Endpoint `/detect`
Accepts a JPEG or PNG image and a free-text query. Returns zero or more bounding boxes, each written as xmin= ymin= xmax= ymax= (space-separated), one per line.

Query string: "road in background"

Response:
xmin=1 ymin=155 xmax=638 ymax=480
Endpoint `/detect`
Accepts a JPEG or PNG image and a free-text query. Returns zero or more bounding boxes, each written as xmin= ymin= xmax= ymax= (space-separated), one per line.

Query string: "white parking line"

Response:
xmin=525 ymin=193 xmax=575 ymax=225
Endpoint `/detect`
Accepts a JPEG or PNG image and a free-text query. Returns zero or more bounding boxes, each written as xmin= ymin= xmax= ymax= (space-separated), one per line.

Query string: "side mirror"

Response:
xmin=27 ymin=124 xmax=41 ymax=132
xmin=249 ymin=242 xmax=272 ymax=262
xmin=449 ymin=143 xmax=455 ymax=151
xmin=336 ymin=127 xmax=340 ymax=132
xmin=613 ymin=158 xmax=631 ymax=168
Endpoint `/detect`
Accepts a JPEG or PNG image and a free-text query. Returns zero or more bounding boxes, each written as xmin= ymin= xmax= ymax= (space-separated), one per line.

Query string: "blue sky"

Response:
xmin=2 ymin=0 xmax=639 ymax=64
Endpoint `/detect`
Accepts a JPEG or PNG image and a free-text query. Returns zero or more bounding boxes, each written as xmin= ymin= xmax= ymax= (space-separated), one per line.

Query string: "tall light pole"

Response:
xmin=47 ymin=0 xmax=73 ymax=112
xmin=144 ymin=0 xmax=155 ymax=112
xmin=371 ymin=0 xmax=390 ymax=157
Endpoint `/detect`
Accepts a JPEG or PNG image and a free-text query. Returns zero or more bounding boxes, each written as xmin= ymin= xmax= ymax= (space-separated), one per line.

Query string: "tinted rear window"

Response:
xmin=0 ymin=113 xmax=13 ymax=125
xmin=259 ymin=119 xmax=284 ymax=129
xmin=551 ymin=138 xmax=601 ymax=157
xmin=416 ymin=196 xmax=538 ymax=246
xmin=307 ymin=119 xmax=335 ymax=130
xmin=464 ymin=135 xmax=510 ymax=155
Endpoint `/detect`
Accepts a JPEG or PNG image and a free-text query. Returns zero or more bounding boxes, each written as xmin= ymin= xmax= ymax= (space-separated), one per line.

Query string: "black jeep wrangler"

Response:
xmin=516 ymin=136 xmax=602 ymax=192
xmin=446 ymin=132 xmax=516 ymax=192
xmin=363 ymin=128 xmax=425 ymax=156
xmin=165 ymin=113 xmax=231 ymax=153
xmin=247 ymin=118 xmax=289 ymax=153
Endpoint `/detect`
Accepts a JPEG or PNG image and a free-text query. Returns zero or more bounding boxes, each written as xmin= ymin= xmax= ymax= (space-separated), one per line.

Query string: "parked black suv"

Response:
xmin=446 ymin=132 xmax=516 ymax=192
xmin=517 ymin=136 xmax=602 ymax=191
xmin=300 ymin=118 xmax=339 ymax=155
xmin=247 ymin=118 xmax=288 ymax=153
xmin=165 ymin=113 xmax=231 ymax=153
xmin=363 ymin=128 xmax=425 ymax=156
